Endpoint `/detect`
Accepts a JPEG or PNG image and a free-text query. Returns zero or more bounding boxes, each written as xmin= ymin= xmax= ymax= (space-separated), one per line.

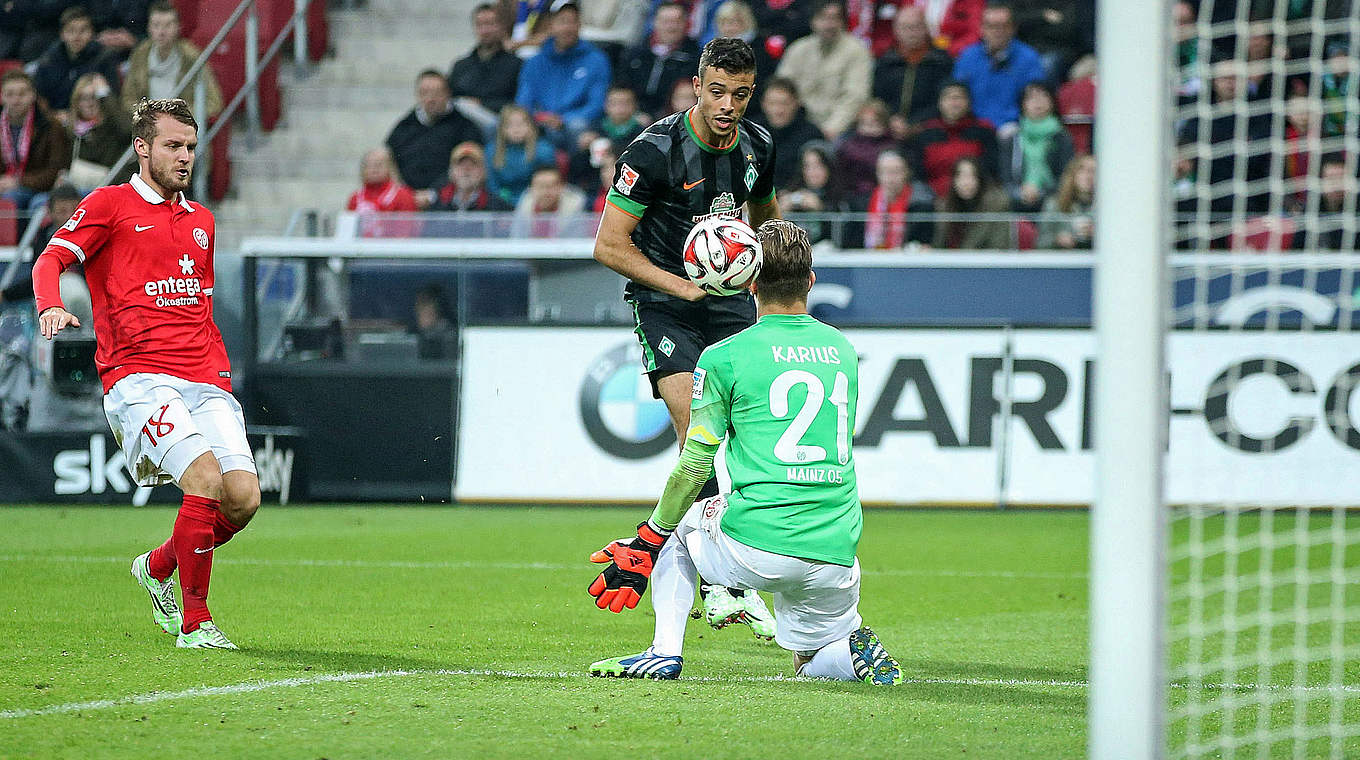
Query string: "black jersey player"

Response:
xmin=592 ymin=36 xmax=781 ymax=637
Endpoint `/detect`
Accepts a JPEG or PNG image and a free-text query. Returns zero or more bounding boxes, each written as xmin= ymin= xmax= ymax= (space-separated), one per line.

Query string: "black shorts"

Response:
xmin=629 ymin=294 xmax=757 ymax=398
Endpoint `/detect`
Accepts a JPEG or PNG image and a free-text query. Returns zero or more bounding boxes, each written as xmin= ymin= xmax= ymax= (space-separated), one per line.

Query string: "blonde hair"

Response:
xmin=70 ymin=73 xmax=104 ymax=114
xmin=755 ymin=219 xmax=812 ymax=303
xmin=493 ymin=104 xmax=538 ymax=171
xmin=1054 ymin=154 xmax=1095 ymax=212
xmin=714 ymin=0 xmax=756 ymax=32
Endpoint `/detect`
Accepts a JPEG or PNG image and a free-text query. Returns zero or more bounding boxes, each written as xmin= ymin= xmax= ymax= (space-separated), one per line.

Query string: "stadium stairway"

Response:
xmin=212 ymin=0 xmax=477 ymax=251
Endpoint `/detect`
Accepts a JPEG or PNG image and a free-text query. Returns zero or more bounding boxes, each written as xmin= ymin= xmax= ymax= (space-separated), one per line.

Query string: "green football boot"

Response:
xmin=737 ymin=589 xmax=776 ymax=641
xmin=176 ymin=621 xmax=238 ymax=650
xmin=130 ymin=551 xmax=181 ymax=635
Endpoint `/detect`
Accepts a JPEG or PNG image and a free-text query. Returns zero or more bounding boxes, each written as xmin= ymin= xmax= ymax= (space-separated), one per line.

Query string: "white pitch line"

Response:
xmin=0 ymin=555 xmax=1087 ymax=580
xmin=4 ymin=668 xmax=1356 ymax=721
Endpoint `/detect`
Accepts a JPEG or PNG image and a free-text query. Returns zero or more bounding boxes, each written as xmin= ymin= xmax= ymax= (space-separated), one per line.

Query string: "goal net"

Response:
xmin=1164 ymin=2 xmax=1360 ymax=758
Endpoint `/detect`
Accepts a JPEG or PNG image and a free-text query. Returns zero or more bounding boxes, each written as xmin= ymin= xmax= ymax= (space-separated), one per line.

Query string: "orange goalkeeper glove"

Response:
xmin=588 ymin=521 xmax=670 ymax=612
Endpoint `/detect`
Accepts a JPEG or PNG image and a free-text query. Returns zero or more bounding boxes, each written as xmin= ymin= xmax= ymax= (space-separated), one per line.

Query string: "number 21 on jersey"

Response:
xmin=769 ymin=370 xmax=850 ymax=465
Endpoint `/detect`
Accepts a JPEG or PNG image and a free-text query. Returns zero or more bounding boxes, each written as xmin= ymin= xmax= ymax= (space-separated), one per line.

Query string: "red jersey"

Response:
xmin=35 ymin=173 xmax=231 ymax=393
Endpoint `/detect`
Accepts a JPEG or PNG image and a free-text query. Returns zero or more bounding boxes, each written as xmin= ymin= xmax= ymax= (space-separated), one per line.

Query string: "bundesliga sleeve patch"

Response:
xmin=61 ymin=208 xmax=85 ymax=232
xmin=691 ymin=367 xmax=706 ymax=400
xmin=615 ymin=163 xmax=639 ymax=196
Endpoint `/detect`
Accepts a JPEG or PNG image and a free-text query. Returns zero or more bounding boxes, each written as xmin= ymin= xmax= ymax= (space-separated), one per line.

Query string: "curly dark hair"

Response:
xmin=698 ymin=37 xmax=756 ymax=78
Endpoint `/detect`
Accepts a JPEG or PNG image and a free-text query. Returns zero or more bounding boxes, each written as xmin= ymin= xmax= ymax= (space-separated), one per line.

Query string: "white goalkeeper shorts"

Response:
xmin=104 ymin=373 xmax=256 ymax=487
xmin=676 ymin=496 xmax=862 ymax=654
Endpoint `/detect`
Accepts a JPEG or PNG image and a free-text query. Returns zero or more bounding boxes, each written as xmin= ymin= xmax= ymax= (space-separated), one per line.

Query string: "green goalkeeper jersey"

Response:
xmin=690 ymin=313 xmax=861 ymax=567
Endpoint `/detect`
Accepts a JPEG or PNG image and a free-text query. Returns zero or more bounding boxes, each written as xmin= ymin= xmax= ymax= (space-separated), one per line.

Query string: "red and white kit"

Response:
xmin=33 ymin=173 xmax=256 ymax=485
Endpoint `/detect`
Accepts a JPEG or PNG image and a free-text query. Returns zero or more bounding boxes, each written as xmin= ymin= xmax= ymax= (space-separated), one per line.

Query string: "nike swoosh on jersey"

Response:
xmin=193 ymin=546 xmax=213 ymax=554
xmin=683 ymin=179 xmax=705 ymax=190
xmin=134 ymin=224 xmax=155 ymax=232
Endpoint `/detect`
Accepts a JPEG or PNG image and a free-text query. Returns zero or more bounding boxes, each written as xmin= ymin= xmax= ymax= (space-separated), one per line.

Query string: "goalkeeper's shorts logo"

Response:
xmin=579 ymin=343 xmax=675 ymax=459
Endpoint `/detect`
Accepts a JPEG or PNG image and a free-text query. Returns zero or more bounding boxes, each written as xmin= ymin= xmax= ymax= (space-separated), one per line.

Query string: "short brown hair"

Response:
xmin=59 ymin=6 xmax=93 ymax=29
xmin=754 ymin=219 xmax=812 ymax=303
xmin=148 ymin=0 xmax=178 ymax=18
xmin=131 ymin=98 xmax=198 ymax=144
xmin=1 ymin=69 xmax=34 ymax=90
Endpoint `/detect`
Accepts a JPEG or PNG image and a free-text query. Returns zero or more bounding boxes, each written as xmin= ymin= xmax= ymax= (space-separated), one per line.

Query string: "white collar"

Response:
xmin=131 ymin=172 xmax=195 ymax=211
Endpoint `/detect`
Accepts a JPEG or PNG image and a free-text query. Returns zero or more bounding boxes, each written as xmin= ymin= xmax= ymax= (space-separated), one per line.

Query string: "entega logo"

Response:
xmin=145 ymin=256 xmax=203 ymax=307
xmin=579 ymin=343 xmax=675 ymax=459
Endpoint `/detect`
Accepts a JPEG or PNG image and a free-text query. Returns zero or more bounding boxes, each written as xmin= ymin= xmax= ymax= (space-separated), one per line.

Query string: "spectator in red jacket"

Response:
xmin=1056 ymin=54 xmax=1095 ymax=155
xmin=348 ymin=148 xmax=419 ymax=237
xmin=432 ymin=142 xmax=513 ymax=212
xmin=907 ymin=81 xmax=998 ymax=198
xmin=1282 ymin=93 xmax=1319 ymax=213
xmin=846 ymin=0 xmax=906 ymax=58
xmin=905 ymin=0 xmax=984 ymax=57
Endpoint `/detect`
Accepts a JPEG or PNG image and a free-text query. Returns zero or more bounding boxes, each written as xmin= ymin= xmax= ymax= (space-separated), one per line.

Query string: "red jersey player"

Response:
xmin=32 ymin=98 xmax=259 ymax=650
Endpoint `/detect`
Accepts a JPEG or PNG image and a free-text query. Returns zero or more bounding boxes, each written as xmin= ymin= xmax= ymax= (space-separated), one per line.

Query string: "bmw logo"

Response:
xmin=579 ymin=343 xmax=675 ymax=459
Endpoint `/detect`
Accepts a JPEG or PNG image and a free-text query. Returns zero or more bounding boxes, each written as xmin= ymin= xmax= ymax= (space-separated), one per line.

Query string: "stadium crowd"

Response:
xmin=0 ymin=1 xmax=220 ymax=230
xmin=345 ymin=0 xmax=1357 ymax=251
xmin=0 ymin=0 xmax=1352 ymax=252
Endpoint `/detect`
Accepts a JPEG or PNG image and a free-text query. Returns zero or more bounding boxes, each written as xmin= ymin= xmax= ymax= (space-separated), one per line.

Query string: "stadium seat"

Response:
xmin=258 ymin=0 xmax=330 ymax=62
xmin=1015 ymin=219 xmax=1038 ymax=251
xmin=0 ymin=198 xmax=16 ymax=246
xmin=1058 ymin=77 xmax=1096 ymax=156
xmin=191 ymin=3 xmax=283 ymax=131
xmin=209 ymin=122 xmax=233 ymax=202
xmin=171 ymin=0 xmax=198 ymax=36
xmin=1230 ymin=215 xmax=1297 ymax=252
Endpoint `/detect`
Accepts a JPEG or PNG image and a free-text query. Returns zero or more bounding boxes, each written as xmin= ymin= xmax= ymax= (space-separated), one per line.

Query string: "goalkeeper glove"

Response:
xmin=588 ymin=521 xmax=670 ymax=612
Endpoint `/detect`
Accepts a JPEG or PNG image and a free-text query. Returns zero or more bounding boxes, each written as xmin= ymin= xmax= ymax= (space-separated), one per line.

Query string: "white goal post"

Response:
xmin=1093 ymin=1 xmax=1360 ymax=757
xmin=1090 ymin=0 xmax=1170 ymax=757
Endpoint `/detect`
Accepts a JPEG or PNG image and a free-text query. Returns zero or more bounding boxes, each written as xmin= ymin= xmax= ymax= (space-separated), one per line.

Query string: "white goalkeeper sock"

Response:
xmin=798 ymin=637 xmax=857 ymax=681
xmin=650 ymin=536 xmax=696 ymax=657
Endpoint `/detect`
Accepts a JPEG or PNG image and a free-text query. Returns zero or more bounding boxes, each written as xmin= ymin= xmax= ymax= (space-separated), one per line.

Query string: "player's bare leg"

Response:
xmin=655 ymin=372 xmax=694 ymax=445
xmin=219 ymin=470 xmax=261 ymax=532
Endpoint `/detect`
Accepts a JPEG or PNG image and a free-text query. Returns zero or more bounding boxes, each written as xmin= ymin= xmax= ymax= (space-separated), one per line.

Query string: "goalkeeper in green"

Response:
xmin=587 ymin=219 xmax=903 ymax=684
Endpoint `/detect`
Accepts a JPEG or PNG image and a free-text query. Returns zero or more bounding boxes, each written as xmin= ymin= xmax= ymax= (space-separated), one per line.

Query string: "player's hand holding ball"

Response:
xmin=38 ymin=306 xmax=80 ymax=339
xmin=683 ymin=217 xmax=762 ymax=297
xmin=588 ymin=521 xmax=670 ymax=612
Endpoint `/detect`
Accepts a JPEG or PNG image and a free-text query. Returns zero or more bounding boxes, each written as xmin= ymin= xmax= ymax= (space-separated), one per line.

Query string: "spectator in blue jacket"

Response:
xmin=515 ymin=0 xmax=611 ymax=150
xmin=486 ymin=103 xmax=560 ymax=205
xmin=950 ymin=2 xmax=1045 ymax=133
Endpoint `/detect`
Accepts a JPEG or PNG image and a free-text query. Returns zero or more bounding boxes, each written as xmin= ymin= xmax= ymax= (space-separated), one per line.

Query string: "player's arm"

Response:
xmin=32 ymin=250 xmax=80 ymax=338
xmin=747 ymin=194 xmax=780 ymax=230
xmin=34 ymin=190 xmax=112 ymax=339
xmin=588 ymin=359 xmax=731 ymax=612
xmin=594 ymin=202 xmax=705 ymax=301
xmin=745 ymin=141 xmax=780 ymax=229
xmin=586 ymin=404 xmax=726 ymax=612
xmin=648 ymin=402 xmax=726 ymax=530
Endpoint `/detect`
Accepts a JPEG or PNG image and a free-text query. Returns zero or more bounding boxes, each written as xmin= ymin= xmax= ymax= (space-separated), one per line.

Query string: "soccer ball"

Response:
xmin=682 ymin=217 xmax=762 ymax=296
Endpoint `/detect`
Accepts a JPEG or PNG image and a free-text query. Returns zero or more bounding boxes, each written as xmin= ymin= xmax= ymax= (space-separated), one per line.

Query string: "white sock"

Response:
xmin=650 ymin=536 xmax=697 ymax=657
xmin=798 ymin=637 xmax=858 ymax=681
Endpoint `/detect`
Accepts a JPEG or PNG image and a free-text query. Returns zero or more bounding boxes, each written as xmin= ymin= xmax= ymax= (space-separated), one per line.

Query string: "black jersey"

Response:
xmin=605 ymin=108 xmax=777 ymax=301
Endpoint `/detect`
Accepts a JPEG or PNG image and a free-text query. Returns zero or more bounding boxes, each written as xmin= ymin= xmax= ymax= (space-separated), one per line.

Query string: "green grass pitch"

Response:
xmin=0 ymin=506 xmax=1093 ymax=757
